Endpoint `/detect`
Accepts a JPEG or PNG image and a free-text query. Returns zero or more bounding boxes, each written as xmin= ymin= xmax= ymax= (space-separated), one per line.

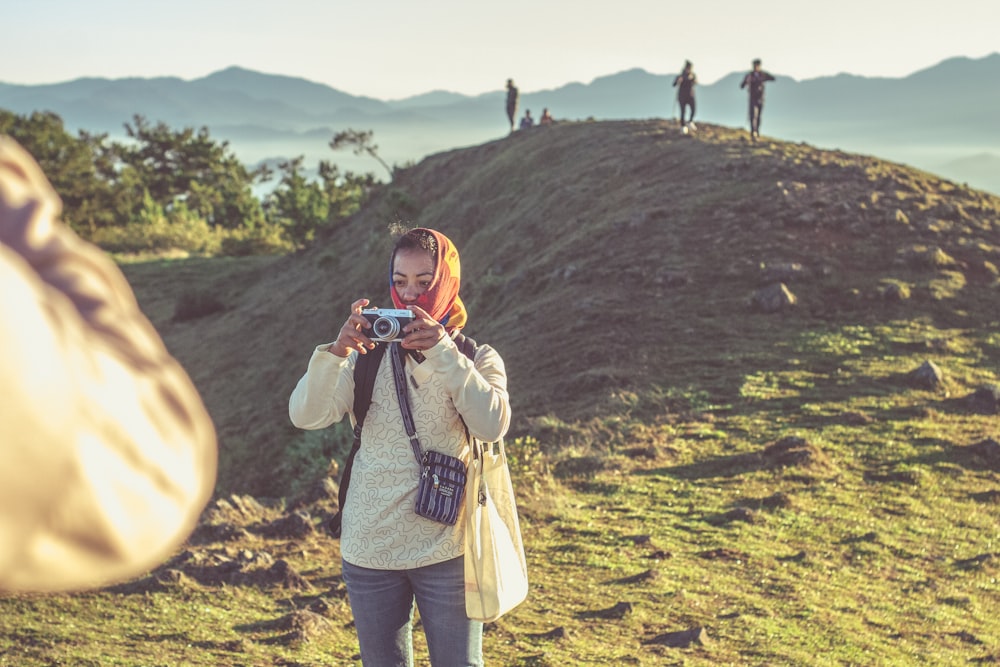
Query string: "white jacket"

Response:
xmin=289 ymin=336 xmax=510 ymax=569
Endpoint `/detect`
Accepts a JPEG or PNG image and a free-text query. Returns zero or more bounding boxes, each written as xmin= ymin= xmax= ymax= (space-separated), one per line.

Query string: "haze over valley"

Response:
xmin=2 ymin=52 xmax=998 ymax=196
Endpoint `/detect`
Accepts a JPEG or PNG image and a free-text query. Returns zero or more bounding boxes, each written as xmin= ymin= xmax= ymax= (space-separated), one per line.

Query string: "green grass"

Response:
xmin=3 ymin=120 xmax=999 ymax=665
xmin=2 ymin=421 xmax=998 ymax=664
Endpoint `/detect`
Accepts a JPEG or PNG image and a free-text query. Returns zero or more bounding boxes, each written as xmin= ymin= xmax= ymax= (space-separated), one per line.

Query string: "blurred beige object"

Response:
xmin=0 ymin=136 xmax=217 ymax=592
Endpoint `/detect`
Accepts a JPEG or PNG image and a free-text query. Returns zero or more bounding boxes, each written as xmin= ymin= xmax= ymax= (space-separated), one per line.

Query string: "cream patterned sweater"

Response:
xmin=288 ymin=334 xmax=510 ymax=569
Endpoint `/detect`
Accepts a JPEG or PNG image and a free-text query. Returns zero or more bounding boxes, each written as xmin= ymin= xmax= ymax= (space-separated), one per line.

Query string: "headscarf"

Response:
xmin=389 ymin=228 xmax=468 ymax=332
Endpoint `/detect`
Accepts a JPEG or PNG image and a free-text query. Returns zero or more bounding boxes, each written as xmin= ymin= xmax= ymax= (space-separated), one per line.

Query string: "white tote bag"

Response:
xmin=464 ymin=439 xmax=528 ymax=622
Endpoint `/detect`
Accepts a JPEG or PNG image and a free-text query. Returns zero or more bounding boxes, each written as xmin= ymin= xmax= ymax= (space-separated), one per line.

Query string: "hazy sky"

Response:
xmin=4 ymin=0 xmax=997 ymax=99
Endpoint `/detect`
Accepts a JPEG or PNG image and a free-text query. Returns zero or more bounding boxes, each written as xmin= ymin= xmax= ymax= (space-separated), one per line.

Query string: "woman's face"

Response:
xmin=392 ymin=248 xmax=435 ymax=303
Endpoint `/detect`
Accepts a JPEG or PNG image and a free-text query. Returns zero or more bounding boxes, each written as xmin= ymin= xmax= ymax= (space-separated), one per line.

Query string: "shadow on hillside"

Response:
xmin=638 ymin=436 xmax=830 ymax=481
xmin=643 ymin=452 xmax=764 ymax=480
xmin=724 ymin=365 xmax=998 ymax=434
xmin=891 ymin=437 xmax=1000 ymax=474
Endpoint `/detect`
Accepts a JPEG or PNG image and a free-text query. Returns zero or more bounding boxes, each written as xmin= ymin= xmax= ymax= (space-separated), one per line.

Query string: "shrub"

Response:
xmin=173 ymin=288 xmax=226 ymax=322
xmin=90 ymin=209 xmax=293 ymax=257
xmin=90 ymin=202 xmax=224 ymax=255
xmin=219 ymin=223 xmax=295 ymax=256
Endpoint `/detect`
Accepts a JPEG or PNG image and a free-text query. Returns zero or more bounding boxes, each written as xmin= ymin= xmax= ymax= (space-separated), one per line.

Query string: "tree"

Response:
xmin=329 ymin=129 xmax=393 ymax=180
xmin=318 ymin=160 xmax=377 ymax=220
xmin=0 ymin=110 xmax=120 ymax=233
xmin=264 ymin=157 xmax=330 ymax=248
xmin=115 ymin=115 xmax=266 ymax=229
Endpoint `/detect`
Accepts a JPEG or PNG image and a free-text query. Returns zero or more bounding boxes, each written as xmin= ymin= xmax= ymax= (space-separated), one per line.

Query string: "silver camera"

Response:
xmin=361 ymin=308 xmax=415 ymax=343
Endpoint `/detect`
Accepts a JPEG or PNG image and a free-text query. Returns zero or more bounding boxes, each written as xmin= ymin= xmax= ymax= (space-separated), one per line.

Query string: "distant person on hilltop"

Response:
xmin=740 ymin=58 xmax=775 ymax=141
xmin=519 ymin=109 xmax=535 ymax=130
xmin=540 ymin=108 xmax=554 ymax=125
xmin=0 ymin=135 xmax=217 ymax=593
xmin=505 ymin=78 xmax=519 ymax=133
xmin=672 ymin=60 xmax=697 ymax=133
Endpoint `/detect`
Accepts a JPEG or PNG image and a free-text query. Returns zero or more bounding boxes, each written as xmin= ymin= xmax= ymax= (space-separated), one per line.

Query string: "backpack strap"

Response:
xmin=327 ymin=334 xmax=479 ymax=537
xmin=454 ymin=332 xmax=477 ymax=361
xmin=352 ymin=342 xmax=388 ymax=431
xmin=328 ymin=342 xmax=387 ymax=537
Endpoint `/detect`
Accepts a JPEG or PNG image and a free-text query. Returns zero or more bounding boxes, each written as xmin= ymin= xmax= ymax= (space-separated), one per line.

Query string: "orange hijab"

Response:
xmin=390 ymin=228 xmax=468 ymax=332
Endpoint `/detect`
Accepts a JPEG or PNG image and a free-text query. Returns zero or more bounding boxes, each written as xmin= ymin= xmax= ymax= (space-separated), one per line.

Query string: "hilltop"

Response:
xmin=123 ymin=119 xmax=1000 ymax=498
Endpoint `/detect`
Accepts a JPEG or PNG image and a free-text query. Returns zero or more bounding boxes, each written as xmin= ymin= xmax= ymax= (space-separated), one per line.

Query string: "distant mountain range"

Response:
xmin=2 ymin=54 xmax=998 ymax=194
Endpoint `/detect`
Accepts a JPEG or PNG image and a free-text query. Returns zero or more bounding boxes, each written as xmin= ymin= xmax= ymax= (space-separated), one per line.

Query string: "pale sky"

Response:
xmin=3 ymin=0 xmax=998 ymax=100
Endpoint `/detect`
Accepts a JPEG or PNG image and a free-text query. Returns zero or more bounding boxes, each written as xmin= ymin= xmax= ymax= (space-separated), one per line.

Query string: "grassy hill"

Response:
xmin=122 ymin=119 xmax=1000 ymax=500
xmin=3 ymin=120 xmax=998 ymax=666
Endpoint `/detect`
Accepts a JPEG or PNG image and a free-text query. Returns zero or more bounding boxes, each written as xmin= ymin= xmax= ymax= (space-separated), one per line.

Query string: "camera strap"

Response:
xmin=390 ymin=342 xmax=424 ymax=464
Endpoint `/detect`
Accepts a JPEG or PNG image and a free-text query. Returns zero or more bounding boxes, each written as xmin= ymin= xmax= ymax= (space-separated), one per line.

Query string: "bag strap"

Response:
xmin=328 ymin=334 xmax=479 ymax=536
xmin=390 ymin=342 xmax=424 ymax=465
xmin=358 ymin=333 xmax=476 ymax=446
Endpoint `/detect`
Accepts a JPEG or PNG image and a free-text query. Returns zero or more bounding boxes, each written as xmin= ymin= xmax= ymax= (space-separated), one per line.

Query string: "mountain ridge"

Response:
xmin=2 ymin=53 xmax=998 ymax=193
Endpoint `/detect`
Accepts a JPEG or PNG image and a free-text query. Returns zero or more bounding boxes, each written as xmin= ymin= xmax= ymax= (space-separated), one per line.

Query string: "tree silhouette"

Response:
xmin=329 ymin=129 xmax=393 ymax=180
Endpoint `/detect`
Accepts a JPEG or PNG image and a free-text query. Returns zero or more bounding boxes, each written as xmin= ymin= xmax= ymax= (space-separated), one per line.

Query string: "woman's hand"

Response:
xmin=328 ymin=298 xmax=375 ymax=357
xmin=401 ymin=305 xmax=445 ymax=351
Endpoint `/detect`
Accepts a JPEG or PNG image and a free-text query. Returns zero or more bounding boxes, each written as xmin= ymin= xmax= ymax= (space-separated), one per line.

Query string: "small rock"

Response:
xmin=751 ymin=283 xmax=797 ymax=313
xmin=261 ymin=511 xmax=316 ymax=540
xmin=879 ymin=281 xmax=911 ymax=301
xmin=154 ymin=568 xmax=192 ymax=588
xmin=841 ymin=411 xmax=873 ymax=425
xmin=698 ymin=548 xmax=750 ymax=562
xmin=529 ymin=627 xmax=567 ymax=641
xmin=967 ymin=438 xmax=1000 ymax=470
xmin=644 ymin=626 xmax=710 ymax=648
xmin=262 ymin=559 xmax=314 ymax=591
xmin=576 ymin=601 xmax=633 ymax=620
xmin=706 ymin=507 xmax=756 ymax=526
xmin=967 ymin=385 xmax=1000 ymax=414
xmin=762 ymin=492 xmax=793 ymax=509
xmin=274 ymin=610 xmax=334 ymax=645
xmin=954 ymin=553 xmax=993 ymax=570
xmin=612 ymin=570 xmax=658 ymax=585
xmin=761 ymin=436 xmax=824 ymax=468
xmin=909 ymin=360 xmax=945 ymax=390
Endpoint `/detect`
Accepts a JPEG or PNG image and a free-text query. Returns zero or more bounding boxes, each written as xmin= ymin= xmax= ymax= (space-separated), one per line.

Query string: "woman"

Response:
xmin=672 ymin=60 xmax=697 ymax=131
xmin=289 ymin=227 xmax=511 ymax=666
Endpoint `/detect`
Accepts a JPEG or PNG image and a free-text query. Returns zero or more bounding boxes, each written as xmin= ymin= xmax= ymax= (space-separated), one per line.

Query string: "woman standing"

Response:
xmin=289 ymin=227 xmax=511 ymax=666
xmin=672 ymin=60 xmax=697 ymax=132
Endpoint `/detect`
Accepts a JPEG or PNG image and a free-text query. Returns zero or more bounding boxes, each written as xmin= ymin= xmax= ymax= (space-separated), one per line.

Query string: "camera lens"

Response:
xmin=372 ymin=316 xmax=401 ymax=340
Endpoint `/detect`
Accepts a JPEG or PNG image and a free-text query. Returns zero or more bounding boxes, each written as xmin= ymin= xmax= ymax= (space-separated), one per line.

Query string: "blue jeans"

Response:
xmin=341 ymin=556 xmax=484 ymax=667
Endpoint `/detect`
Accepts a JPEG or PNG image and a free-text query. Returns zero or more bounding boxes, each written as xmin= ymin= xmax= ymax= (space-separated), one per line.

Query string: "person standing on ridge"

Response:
xmin=740 ymin=58 xmax=775 ymax=141
xmin=672 ymin=60 xmax=697 ymax=133
xmin=505 ymin=79 xmax=519 ymax=133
